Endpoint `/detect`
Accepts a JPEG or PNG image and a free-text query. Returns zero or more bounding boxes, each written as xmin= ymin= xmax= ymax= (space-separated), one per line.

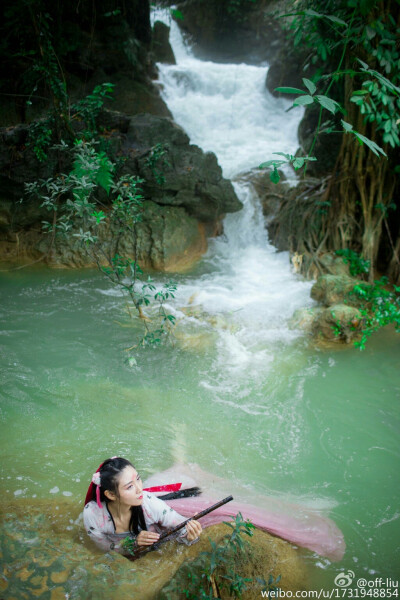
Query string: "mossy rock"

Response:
xmin=313 ymin=304 xmax=363 ymax=343
xmin=290 ymin=307 xmax=323 ymax=334
xmin=157 ymin=524 xmax=308 ymax=599
xmin=311 ymin=274 xmax=363 ymax=307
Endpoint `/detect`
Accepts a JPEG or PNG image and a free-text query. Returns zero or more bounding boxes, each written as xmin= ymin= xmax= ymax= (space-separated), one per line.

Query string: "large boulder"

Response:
xmin=124 ymin=113 xmax=242 ymax=221
xmin=31 ymin=202 xmax=206 ymax=271
xmin=0 ymin=111 xmax=241 ymax=270
xmin=312 ymin=304 xmax=363 ymax=344
xmin=290 ymin=303 xmax=363 ymax=344
xmin=152 ymin=21 xmax=176 ymax=64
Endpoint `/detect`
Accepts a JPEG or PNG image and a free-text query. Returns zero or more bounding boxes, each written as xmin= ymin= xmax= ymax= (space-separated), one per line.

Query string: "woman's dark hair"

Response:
xmin=97 ymin=457 xmax=147 ymax=535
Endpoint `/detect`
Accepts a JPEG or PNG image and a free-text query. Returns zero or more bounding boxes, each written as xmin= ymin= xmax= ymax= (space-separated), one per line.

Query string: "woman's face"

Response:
xmin=114 ymin=465 xmax=144 ymax=507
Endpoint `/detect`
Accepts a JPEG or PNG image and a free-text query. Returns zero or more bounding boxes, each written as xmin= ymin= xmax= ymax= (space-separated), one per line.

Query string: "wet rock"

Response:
xmin=0 ymin=1 xmax=155 ymax=127
xmin=312 ymin=304 xmax=363 ymax=343
xmin=30 ymin=574 xmax=48 ymax=597
xmin=50 ymin=569 xmax=69 ymax=584
xmin=158 ymin=524 xmax=308 ymax=599
xmin=103 ymin=77 xmax=172 ymax=118
xmin=174 ymin=330 xmax=216 ymax=352
xmin=32 ymin=202 xmax=207 ymax=271
xmin=0 ymin=499 xmax=309 ymax=600
xmin=174 ymin=0 xmax=285 ymax=64
xmin=236 ymin=169 xmax=290 ymax=219
xmin=0 ymin=112 xmax=241 ymax=270
xmin=297 ymin=104 xmax=342 ymax=177
xmin=311 ymin=274 xmax=362 ymax=307
xmin=51 ymin=588 xmax=68 ymax=600
xmin=152 ymin=22 xmax=176 ymax=64
xmin=126 ymin=113 xmax=241 ymax=221
xmin=290 ymin=306 xmax=323 ymax=334
xmin=266 ymin=44 xmax=313 ymax=98
xmin=316 ymin=253 xmax=350 ymax=277
xmin=16 ymin=567 xmax=34 ymax=582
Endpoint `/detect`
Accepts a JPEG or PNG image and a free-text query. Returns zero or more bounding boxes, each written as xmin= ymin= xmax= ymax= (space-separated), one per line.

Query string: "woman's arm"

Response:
xmin=143 ymin=492 xmax=202 ymax=543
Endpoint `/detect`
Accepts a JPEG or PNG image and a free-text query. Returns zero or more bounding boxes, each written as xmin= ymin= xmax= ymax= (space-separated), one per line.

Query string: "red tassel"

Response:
xmin=96 ymin=484 xmax=102 ymax=508
xmin=144 ymin=483 xmax=182 ymax=493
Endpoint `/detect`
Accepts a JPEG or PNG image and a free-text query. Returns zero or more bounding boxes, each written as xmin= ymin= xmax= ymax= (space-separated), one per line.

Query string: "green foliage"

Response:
xmin=349 ymin=278 xmax=400 ymax=349
xmin=331 ymin=314 xmax=343 ymax=339
xmin=159 ymin=513 xmax=267 ymax=600
xmin=335 ymin=249 xmax=370 ymax=276
xmin=121 ymin=534 xmax=138 ymax=556
xmin=145 ymin=143 xmax=170 ymax=185
xmin=269 ymin=1 xmax=399 ymax=180
xmin=71 ymin=83 xmax=115 ymax=136
xmin=24 ymin=139 xmax=178 ymax=351
xmin=27 ymin=120 xmax=54 ymax=162
xmin=27 ymin=82 xmax=115 ymax=161
xmin=259 ymin=151 xmax=316 ymax=182
xmin=275 ymin=77 xmax=342 ymax=114
xmin=350 ymin=60 xmax=400 ymax=149
xmin=334 ymin=251 xmax=400 ymax=347
xmin=170 ymin=8 xmax=184 ymax=21
xmin=70 ymin=140 xmax=115 ymax=195
xmin=275 ymin=77 xmax=387 ymax=160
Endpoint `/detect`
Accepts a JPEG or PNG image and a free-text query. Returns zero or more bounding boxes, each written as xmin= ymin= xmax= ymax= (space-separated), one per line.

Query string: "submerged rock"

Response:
xmin=1 ymin=499 xmax=308 ymax=600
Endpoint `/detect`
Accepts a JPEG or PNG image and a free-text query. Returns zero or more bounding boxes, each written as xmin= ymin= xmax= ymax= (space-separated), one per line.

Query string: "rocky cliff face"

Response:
xmin=0 ymin=0 xmax=243 ymax=271
xmin=173 ymin=0 xmax=285 ymax=64
xmin=0 ymin=111 xmax=241 ymax=271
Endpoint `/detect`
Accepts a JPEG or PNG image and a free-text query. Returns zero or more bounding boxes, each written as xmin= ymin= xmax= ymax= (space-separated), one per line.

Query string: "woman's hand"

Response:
xmin=136 ymin=530 xmax=160 ymax=547
xmin=185 ymin=519 xmax=202 ymax=542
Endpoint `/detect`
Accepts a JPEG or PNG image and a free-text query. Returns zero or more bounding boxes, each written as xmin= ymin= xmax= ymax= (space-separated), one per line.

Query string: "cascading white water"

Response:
xmin=151 ymin=11 xmax=314 ymax=385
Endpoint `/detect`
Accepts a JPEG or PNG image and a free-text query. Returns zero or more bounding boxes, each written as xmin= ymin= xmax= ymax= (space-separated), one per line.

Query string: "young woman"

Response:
xmin=83 ymin=457 xmax=202 ymax=556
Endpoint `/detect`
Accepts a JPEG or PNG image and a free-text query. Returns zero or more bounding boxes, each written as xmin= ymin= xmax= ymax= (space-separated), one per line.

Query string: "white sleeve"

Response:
xmin=144 ymin=493 xmax=186 ymax=528
xmin=143 ymin=493 xmax=198 ymax=545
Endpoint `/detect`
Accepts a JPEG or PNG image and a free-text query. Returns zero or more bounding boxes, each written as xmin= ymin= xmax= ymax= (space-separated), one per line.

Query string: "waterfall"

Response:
xmin=151 ymin=10 xmax=314 ymax=382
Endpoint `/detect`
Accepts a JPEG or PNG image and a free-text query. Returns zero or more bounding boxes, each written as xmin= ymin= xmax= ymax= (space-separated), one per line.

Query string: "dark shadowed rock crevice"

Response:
xmin=173 ymin=0 xmax=286 ymax=64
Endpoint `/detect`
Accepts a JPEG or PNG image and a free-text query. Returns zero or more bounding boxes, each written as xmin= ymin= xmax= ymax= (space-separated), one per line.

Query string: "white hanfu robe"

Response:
xmin=83 ymin=491 xmax=193 ymax=555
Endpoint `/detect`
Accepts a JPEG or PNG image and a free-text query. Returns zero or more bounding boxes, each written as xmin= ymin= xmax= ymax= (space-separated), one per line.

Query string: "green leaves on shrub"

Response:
xmin=349 ymin=278 xmax=400 ymax=350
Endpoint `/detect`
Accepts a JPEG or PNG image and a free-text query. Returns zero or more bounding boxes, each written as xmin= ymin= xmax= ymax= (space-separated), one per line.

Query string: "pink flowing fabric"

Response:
xmin=164 ymin=496 xmax=345 ymax=562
